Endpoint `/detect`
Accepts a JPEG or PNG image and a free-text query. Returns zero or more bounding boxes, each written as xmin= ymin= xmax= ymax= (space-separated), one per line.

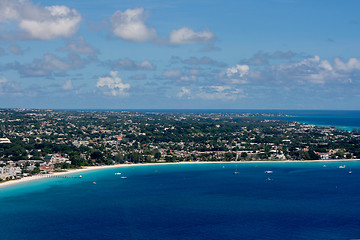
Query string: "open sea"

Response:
xmin=1 ymin=162 xmax=360 ymax=240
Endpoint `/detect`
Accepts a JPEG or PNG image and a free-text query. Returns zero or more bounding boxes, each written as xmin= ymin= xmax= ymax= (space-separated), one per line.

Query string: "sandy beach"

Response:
xmin=1 ymin=159 xmax=359 ymax=189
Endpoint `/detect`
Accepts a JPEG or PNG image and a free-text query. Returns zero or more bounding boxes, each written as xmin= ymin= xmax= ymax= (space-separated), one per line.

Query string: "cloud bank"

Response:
xmin=0 ymin=0 xmax=81 ymax=40
xmin=111 ymin=8 xmax=156 ymax=42
xmin=107 ymin=58 xmax=155 ymax=71
xmin=96 ymin=71 xmax=130 ymax=97
xmin=169 ymin=27 xmax=215 ymax=44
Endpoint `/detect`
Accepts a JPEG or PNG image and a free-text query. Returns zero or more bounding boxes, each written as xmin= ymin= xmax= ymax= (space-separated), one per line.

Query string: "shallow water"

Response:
xmin=1 ymin=162 xmax=360 ymax=240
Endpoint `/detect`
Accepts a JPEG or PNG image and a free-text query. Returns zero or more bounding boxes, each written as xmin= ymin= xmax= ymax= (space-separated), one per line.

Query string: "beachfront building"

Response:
xmin=0 ymin=138 xmax=11 ymax=144
xmin=44 ymin=154 xmax=71 ymax=165
xmin=318 ymin=153 xmax=330 ymax=160
xmin=0 ymin=166 xmax=21 ymax=179
xmin=39 ymin=165 xmax=53 ymax=173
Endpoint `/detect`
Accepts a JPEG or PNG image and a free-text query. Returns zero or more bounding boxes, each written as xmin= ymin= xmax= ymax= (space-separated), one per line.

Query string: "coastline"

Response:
xmin=1 ymin=159 xmax=359 ymax=189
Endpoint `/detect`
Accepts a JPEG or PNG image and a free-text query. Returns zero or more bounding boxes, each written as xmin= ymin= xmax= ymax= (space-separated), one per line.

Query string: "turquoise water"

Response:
xmin=1 ymin=162 xmax=360 ymax=239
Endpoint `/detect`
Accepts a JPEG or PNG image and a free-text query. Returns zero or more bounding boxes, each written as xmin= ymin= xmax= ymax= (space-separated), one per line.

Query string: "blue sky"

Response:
xmin=0 ymin=0 xmax=360 ymax=110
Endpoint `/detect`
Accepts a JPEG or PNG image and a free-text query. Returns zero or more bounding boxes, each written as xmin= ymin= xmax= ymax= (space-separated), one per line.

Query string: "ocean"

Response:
xmin=1 ymin=162 xmax=360 ymax=240
xmin=253 ymin=110 xmax=360 ymax=132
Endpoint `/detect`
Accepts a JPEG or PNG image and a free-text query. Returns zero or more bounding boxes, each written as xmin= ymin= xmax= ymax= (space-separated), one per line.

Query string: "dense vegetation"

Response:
xmin=1 ymin=109 xmax=360 ymax=168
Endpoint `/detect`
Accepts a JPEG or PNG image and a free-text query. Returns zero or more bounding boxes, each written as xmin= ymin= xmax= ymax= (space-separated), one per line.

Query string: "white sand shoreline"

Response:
xmin=1 ymin=159 xmax=359 ymax=189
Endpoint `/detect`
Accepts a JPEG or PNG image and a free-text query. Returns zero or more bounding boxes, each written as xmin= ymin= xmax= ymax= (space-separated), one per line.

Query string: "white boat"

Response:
xmin=233 ymin=172 xmax=239 ymax=175
xmin=115 ymin=172 xmax=122 ymax=175
xmin=265 ymin=171 xmax=273 ymax=174
xmin=121 ymin=176 xmax=127 ymax=179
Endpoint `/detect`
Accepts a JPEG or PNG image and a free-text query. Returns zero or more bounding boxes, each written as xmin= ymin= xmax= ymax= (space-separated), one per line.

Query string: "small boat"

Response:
xmin=266 ymin=178 xmax=273 ymax=181
xmin=265 ymin=171 xmax=273 ymax=174
xmin=322 ymin=165 xmax=327 ymax=168
xmin=121 ymin=177 xmax=127 ymax=179
xmin=74 ymin=175 xmax=82 ymax=178
xmin=115 ymin=172 xmax=122 ymax=175
xmin=233 ymin=172 xmax=239 ymax=175
xmin=338 ymin=165 xmax=346 ymax=169
xmin=349 ymin=170 xmax=353 ymax=174
xmin=92 ymin=182 xmax=96 ymax=184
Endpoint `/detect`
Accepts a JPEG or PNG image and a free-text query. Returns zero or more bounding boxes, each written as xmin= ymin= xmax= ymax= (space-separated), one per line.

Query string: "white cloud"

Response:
xmin=169 ymin=27 xmax=215 ymax=44
xmin=278 ymin=56 xmax=320 ymax=72
xmin=139 ymin=60 xmax=155 ymax=70
xmin=221 ymin=64 xmax=249 ymax=84
xmin=162 ymin=69 xmax=198 ymax=82
xmin=177 ymin=87 xmax=191 ymax=98
xmin=96 ymin=71 xmax=130 ymax=97
xmin=0 ymin=0 xmax=20 ymax=21
xmin=197 ymin=86 xmax=244 ymax=100
xmin=41 ymin=54 xmax=71 ymax=70
xmin=7 ymin=53 xmax=90 ymax=77
xmin=0 ymin=0 xmax=81 ymax=40
xmin=0 ymin=76 xmax=21 ymax=96
xmin=226 ymin=64 xmax=249 ymax=78
xmin=108 ymin=58 xmax=155 ymax=71
xmin=231 ymin=53 xmax=357 ymax=86
xmin=19 ymin=6 xmax=81 ymax=40
xmin=275 ymin=56 xmax=355 ymax=84
xmin=110 ymin=8 xmax=156 ymax=42
xmin=319 ymin=60 xmax=333 ymax=71
xmin=176 ymin=85 xmax=244 ymax=100
xmin=62 ymin=79 xmax=74 ymax=91
xmin=333 ymin=57 xmax=360 ymax=72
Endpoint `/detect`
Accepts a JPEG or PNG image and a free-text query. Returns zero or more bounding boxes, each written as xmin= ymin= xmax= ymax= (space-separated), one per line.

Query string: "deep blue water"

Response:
xmin=1 ymin=162 xmax=360 ymax=240
xmin=253 ymin=110 xmax=360 ymax=131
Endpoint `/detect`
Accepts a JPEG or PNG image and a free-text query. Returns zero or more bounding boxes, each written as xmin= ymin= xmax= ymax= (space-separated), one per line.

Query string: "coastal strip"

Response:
xmin=1 ymin=159 xmax=359 ymax=189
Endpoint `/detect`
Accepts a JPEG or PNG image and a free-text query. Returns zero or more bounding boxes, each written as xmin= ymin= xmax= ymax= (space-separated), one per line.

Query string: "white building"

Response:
xmin=0 ymin=166 xmax=21 ymax=179
xmin=44 ymin=154 xmax=71 ymax=165
xmin=0 ymin=138 xmax=11 ymax=144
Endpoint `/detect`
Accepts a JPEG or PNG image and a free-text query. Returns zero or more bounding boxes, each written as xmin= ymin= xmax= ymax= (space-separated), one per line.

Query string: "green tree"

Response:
xmin=154 ymin=151 xmax=161 ymax=160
